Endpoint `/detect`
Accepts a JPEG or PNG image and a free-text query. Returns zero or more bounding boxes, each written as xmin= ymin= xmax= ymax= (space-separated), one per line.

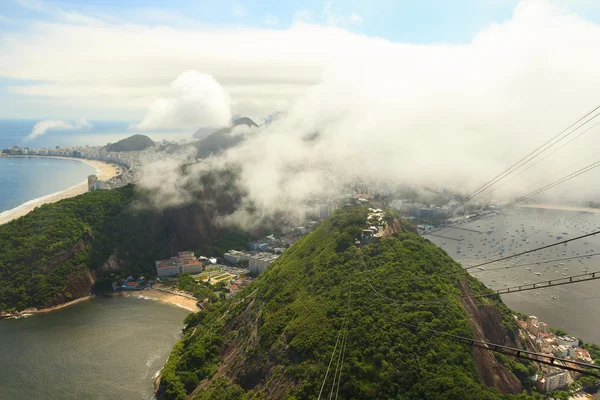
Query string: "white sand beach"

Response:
xmin=0 ymin=157 xmax=120 ymax=225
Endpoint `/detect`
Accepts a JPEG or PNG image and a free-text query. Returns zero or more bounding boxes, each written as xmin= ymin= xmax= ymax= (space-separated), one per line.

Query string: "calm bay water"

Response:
xmin=0 ymin=296 xmax=189 ymax=400
xmin=0 ymin=157 xmax=96 ymax=214
xmin=428 ymin=207 xmax=600 ymax=345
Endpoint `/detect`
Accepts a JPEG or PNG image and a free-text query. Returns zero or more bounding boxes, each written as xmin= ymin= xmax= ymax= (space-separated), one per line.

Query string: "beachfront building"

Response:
xmin=248 ymin=253 xmax=279 ymax=275
xmin=88 ymin=175 xmax=98 ymax=191
xmin=155 ymin=251 xmax=204 ymax=278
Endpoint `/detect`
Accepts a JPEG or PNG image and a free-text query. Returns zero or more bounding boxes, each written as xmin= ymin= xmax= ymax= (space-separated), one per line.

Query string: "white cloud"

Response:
xmin=130 ymin=0 xmax=600 ymax=226
xmin=264 ymin=13 xmax=279 ymax=26
xmin=26 ymin=118 xmax=92 ymax=141
xmin=232 ymin=2 xmax=246 ymax=17
xmin=134 ymin=70 xmax=231 ymax=131
xmin=5 ymin=0 xmax=600 ymax=213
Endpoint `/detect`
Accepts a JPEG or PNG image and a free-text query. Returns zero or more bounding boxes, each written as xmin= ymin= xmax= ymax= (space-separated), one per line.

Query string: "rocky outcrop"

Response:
xmin=47 ymin=270 xmax=95 ymax=307
xmin=101 ymin=251 xmax=121 ymax=271
xmin=459 ymin=281 xmax=523 ymax=394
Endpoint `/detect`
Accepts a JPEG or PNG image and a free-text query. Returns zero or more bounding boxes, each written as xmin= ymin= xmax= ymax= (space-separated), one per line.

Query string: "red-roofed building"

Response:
xmin=575 ymin=348 xmax=594 ymax=364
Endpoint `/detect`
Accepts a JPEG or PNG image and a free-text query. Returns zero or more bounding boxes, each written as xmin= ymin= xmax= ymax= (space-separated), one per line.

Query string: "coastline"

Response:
xmin=4 ymin=288 xmax=199 ymax=317
xmin=0 ymin=156 xmax=120 ymax=225
xmin=24 ymin=295 xmax=95 ymax=314
xmin=115 ymin=288 xmax=199 ymax=312
xmin=517 ymin=204 xmax=600 ymax=213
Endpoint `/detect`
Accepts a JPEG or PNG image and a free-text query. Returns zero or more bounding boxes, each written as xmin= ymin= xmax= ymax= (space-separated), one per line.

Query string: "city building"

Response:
xmin=557 ymin=335 xmax=579 ymax=348
xmin=574 ymin=348 xmax=594 ymax=364
xmin=248 ymin=253 xmax=279 ymax=274
xmin=223 ymin=250 xmax=251 ymax=265
xmin=248 ymin=240 xmax=269 ymax=251
xmin=88 ymin=175 xmax=98 ymax=191
xmin=93 ymin=180 xmax=104 ymax=190
xmin=526 ymin=315 xmax=540 ymax=335
xmin=553 ymin=345 xmax=570 ymax=358
xmin=537 ymin=370 xmax=568 ymax=392
xmin=155 ymin=251 xmax=203 ymax=278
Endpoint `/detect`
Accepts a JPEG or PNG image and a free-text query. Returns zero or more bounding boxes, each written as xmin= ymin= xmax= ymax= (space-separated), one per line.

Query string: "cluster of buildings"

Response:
xmin=155 ymin=251 xmax=204 ymax=278
xmin=2 ymin=144 xmax=141 ymax=169
xmin=358 ymin=208 xmax=388 ymax=245
xmin=223 ymin=250 xmax=280 ymax=275
xmin=518 ymin=315 xmax=595 ymax=392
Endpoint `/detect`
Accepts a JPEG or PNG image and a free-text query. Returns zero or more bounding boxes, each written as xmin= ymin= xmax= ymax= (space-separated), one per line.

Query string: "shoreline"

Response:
xmin=517 ymin=204 xmax=600 ymax=213
xmin=114 ymin=288 xmax=199 ymax=312
xmin=3 ymin=288 xmax=199 ymax=318
xmin=0 ymin=156 xmax=120 ymax=225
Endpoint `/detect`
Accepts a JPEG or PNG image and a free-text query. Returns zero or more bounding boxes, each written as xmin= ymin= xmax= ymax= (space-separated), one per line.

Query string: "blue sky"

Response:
xmin=3 ymin=0 xmax=592 ymax=43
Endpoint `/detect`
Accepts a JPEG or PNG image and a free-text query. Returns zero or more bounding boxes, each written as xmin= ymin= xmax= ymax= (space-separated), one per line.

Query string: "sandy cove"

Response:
xmin=0 ymin=156 xmax=120 ymax=225
xmin=12 ymin=289 xmax=199 ymax=316
xmin=116 ymin=288 xmax=200 ymax=312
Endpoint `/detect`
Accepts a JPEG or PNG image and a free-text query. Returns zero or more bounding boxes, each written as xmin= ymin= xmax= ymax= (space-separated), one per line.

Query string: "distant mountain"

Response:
xmin=192 ymin=117 xmax=258 ymax=139
xmin=190 ymin=117 xmax=258 ymax=158
xmin=105 ymin=134 xmax=155 ymax=152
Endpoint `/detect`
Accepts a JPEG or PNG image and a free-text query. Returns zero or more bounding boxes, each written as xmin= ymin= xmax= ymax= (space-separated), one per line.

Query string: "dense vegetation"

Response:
xmin=0 ymin=177 xmax=250 ymax=311
xmin=160 ymin=206 xmax=543 ymax=400
xmin=0 ymin=186 xmax=135 ymax=310
xmin=105 ymin=134 xmax=155 ymax=152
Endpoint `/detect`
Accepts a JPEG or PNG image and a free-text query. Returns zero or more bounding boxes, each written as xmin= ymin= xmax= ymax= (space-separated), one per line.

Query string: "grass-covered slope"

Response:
xmin=160 ymin=207 xmax=539 ymax=400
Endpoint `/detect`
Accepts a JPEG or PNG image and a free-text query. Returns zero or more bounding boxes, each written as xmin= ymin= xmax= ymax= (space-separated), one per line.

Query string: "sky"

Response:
xmin=1 ymin=0 xmax=600 ymax=124
xmin=3 ymin=0 xmax=600 ymax=220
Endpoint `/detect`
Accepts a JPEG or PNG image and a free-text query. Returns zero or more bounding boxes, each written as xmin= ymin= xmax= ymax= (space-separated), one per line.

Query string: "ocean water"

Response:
xmin=427 ymin=208 xmax=600 ymax=345
xmin=0 ymin=296 xmax=189 ymax=400
xmin=0 ymin=119 xmax=190 ymax=149
xmin=0 ymin=157 xmax=97 ymax=214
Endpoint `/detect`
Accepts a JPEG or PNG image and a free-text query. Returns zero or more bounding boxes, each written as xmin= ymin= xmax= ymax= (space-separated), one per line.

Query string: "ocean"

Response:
xmin=0 ymin=157 xmax=97 ymax=214
xmin=0 ymin=296 xmax=189 ymax=400
xmin=0 ymin=119 xmax=190 ymax=149
xmin=0 ymin=119 xmax=191 ymax=214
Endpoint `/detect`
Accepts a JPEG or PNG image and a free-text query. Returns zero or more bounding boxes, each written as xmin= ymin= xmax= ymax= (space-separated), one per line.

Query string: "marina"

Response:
xmin=428 ymin=207 xmax=600 ymax=345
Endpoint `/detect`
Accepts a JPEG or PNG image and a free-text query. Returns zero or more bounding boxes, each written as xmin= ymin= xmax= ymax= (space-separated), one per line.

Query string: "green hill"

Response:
xmin=106 ymin=134 xmax=155 ymax=152
xmin=158 ymin=207 xmax=541 ymax=400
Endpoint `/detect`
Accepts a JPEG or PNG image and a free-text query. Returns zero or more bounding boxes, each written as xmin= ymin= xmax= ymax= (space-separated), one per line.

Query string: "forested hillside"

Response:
xmin=159 ymin=207 xmax=542 ymax=400
xmin=0 ymin=186 xmax=135 ymax=310
xmin=0 ymin=169 xmax=250 ymax=312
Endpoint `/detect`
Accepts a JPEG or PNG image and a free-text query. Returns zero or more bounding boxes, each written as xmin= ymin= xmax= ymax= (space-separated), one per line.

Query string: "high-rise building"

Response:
xmin=88 ymin=175 xmax=98 ymax=191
